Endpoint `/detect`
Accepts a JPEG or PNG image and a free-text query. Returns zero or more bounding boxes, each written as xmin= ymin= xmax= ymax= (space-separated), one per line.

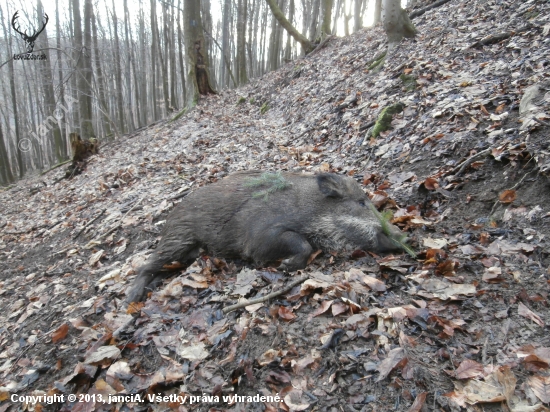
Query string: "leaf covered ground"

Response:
xmin=1 ymin=0 xmax=550 ymax=410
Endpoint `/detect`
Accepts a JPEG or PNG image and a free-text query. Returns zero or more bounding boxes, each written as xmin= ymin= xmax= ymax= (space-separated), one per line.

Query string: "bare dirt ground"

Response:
xmin=1 ymin=0 xmax=550 ymax=411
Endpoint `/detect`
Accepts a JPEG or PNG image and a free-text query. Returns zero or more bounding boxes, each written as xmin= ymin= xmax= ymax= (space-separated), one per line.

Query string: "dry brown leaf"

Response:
xmin=309 ymin=300 xmax=333 ymax=319
xmin=51 ymin=323 xmax=69 ymax=344
xmin=278 ymin=306 xmax=297 ymax=321
xmin=455 ymin=359 xmax=484 ymax=379
xmin=376 ymin=347 xmax=405 ymax=382
xmin=84 ymin=346 xmax=121 ymax=365
xmin=331 ymin=302 xmax=348 ymax=316
xmin=361 ymin=274 xmax=386 ymax=292
xmin=518 ymin=302 xmax=545 ymax=327
xmin=407 ymin=392 xmax=427 ymax=412
xmin=528 ymin=375 xmax=550 ymax=404
xmin=499 ymin=189 xmax=517 ymax=204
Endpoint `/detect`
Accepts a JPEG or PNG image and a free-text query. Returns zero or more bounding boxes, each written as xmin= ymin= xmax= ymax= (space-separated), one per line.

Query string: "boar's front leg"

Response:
xmin=253 ymin=230 xmax=313 ymax=272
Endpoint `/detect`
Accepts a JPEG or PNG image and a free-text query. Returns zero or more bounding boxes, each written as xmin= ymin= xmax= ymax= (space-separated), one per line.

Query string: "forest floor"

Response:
xmin=1 ymin=0 xmax=550 ymax=411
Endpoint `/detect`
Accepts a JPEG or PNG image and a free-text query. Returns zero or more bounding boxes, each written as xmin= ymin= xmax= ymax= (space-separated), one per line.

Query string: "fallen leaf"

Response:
xmin=528 ymin=376 xmax=550 ymax=404
xmin=518 ymin=302 xmax=545 ymax=327
xmin=52 ymin=324 xmax=69 ymax=344
xmin=455 ymin=359 xmax=484 ymax=379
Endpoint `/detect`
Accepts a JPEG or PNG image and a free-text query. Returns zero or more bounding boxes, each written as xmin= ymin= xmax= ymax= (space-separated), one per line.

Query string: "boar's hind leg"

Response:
xmin=125 ymin=243 xmax=200 ymax=303
xmin=255 ymin=230 xmax=313 ymax=272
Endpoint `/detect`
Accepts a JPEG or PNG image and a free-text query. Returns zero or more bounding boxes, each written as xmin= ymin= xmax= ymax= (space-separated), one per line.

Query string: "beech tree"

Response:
xmin=184 ymin=0 xmax=216 ymax=107
xmin=382 ymin=0 xmax=417 ymax=47
xmin=265 ymin=0 xmax=316 ymax=55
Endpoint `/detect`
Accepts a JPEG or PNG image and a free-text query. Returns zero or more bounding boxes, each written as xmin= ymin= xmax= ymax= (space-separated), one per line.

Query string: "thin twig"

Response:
xmin=451 ymin=148 xmax=492 ymax=176
xmin=222 ymin=275 xmax=309 ymax=314
xmin=533 ymin=117 xmax=550 ymax=127
xmin=489 ymin=170 xmax=534 ymax=216
xmin=73 ymin=208 xmax=106 ymax=239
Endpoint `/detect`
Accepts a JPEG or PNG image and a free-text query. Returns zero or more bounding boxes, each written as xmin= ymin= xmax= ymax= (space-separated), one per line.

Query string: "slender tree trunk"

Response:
xmin=1 ymin=5 xmax=25 ymax=177
xmin=373 ymin=0 xmax=382 ymax=25
xmin=169 ymin=0 xmax=177 ymax=110
xmin=354 ymin=0 xmax=362 ymax=31
xmin=111 ymin=0 xmax=126 ymax=132
xmin=55 ymin=0 xmax=67 ymax=157
xmin=36 ymin=0 xmax=64 ymax=163
xmin=259 ymin=3 xmax=268 ymax=74
xmin=284 ymin=0 xmax=294 ymax=61
xmin=157 ymin=1 xmax=169 ymax=114
xmin=82 ymin=0 xmax=94 ymax=138
xmin=184 ymin=0 xmax=216 ymax=106
xmin=236 ymin=0 xmax=248 ymax=84
xmin=150 ymin=0 xmax=159 ymax=119
xmin=91 ymin=12 xmax=113 ymax=137
xmin=123 ymin=0 xmax=136 ymax=130
xmin=0 ymin=123 xmax=14 ymax=185
xmin=139 ymin=3 xmax=148 ymax=125
xmin=266 ymin=0 xmax=315 ymax=60
xmin=321 ymin=0 xmax=333 ymax=35
xmin=308 ymin=0 xmax=321 ymax=41
xmin=177 ymin=0 xmax=186 ymax=103
xmin=220 ymin=0 xmax=231 ymax=88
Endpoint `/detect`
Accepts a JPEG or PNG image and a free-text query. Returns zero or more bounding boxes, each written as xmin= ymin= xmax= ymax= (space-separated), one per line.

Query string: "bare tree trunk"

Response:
xmin=382 ymin=0 xmax=416 ymax=47
xmin=157 ymin=2 xmax=169 ymax=114
xmin=169 ymin=0 xmax=177 ymax=110
xmin=236 ymin=0 xmax=248 ymax=84
xmin=266 ymin=0 xmax=315 ymax=59
xmin=177 ymin=0 xmax=187 ymax=103
xmin=91 ymin=12 xmax=113 ymax=137
xmin=139 ymin=4 xmax=148 ymax=125
xmin=150 ymin=0 xmax=159 ymax=119
xmin=284 ymin=0 xmax=294 ymax=61
xmin=259 ymin=2 xmax=268 ymax=74
xmin=220 ymin=0 xmax=231 ymax=88
xmin=354 ymin=0 xmax=362 ymax=31
xmin=1 ymin=5 xmax=25 ymax=177
xmin=201 ymin=0 xmax=214 ymax=75
xmin=55 ymin=0 xmax=67 ymax=157
xmin=0 ymin=123 xmax=14 ymax=185
xmin=35 ymin=0 xmax=65 ymax=163
xmin=82 ymin=0 xmax=95 ymax=139
xmin=321 ymin=0 xmax=333 ymax=36
xmin=184 ymin=0 xmax=216 ymax=107
xmin=110 ymin=0 xmax=125 ymax=133
xmin=373 ymin=0 xmax=382 ymax=25
xmin=123 ymin=0 xmax=136 ymax=130
xmin=308 ymin=0 xmax=321 ymax=41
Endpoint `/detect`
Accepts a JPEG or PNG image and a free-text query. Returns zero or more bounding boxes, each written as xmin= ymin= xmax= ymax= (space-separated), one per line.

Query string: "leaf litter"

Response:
xmin=1 ymin=0 xmax=550 ymax=410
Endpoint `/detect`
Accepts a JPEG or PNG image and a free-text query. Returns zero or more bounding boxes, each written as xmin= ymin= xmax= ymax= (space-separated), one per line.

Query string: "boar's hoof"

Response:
xmin=125 ymin=273 xmax=164 ymax=303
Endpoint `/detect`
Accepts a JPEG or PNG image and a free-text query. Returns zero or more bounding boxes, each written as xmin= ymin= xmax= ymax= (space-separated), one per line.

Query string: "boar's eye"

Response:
xmin=358 ymin=200 xmax=366 ymax=206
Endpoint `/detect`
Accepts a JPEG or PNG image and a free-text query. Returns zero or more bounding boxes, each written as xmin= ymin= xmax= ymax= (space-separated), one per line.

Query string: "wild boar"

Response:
xmin=125 ymin=171 xmax=405 ymax=302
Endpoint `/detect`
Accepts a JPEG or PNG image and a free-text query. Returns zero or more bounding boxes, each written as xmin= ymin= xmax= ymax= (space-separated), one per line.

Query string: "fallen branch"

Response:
xmin=410 ymin=0 xmax=452 ymax=19
xmin=222 ymin=275 xmax=309 ymax=314
xmin=533 ymin=117 xmax=550 ymax=127
xmin=469 ymin=24 xmax=533 ymax=48
xmin=73 ymin=209 xmax=106 ymax=239
xmin=168 ymin=189 xmax=191 ymax=201
xmin=308 ymin=35 xmax=333 ymax=56
xmin=40 ymin=159 xmax=72 ymax=176
xmin=450 ymin=148 xmax=492 ymax=177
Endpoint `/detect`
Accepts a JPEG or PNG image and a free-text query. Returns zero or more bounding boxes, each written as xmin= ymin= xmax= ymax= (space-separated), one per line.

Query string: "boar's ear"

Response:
xmin=317 ymin=174 xmax=346 ymax=198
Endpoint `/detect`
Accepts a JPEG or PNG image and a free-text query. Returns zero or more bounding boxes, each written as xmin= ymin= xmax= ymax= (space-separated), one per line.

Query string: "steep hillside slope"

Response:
xmin=1 ymin=0 xmax=549 ymax=410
